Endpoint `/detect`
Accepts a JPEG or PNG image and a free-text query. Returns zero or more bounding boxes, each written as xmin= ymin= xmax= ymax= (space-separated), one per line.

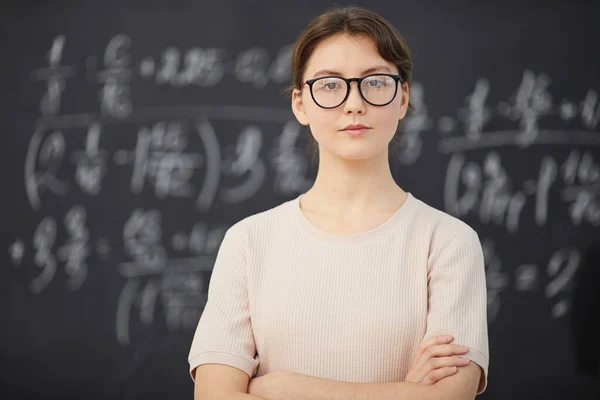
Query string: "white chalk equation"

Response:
xmin=444 ymin=149 xmax=600 ymax=232
xmin=395 ymin=70 xmax=598 ymax=164
xmin=140 ymin=43 xmax=292 ymax=88
xmin=436 ymin=71 xmax=599 ymax=154
xmin=25 ymin=117 xmax=312 ymax=212
xmin=8 ymin=206 xmax=228 ymax=333
xmin=116 ymin=209 xmax=226 ymax=345
xmin=483 ymin=238 xmax=582 ymax=321
xmin=32 ymin=34 xmax=294 ymax=120
xmin=10 ymin=205 xmax=91 ymax=293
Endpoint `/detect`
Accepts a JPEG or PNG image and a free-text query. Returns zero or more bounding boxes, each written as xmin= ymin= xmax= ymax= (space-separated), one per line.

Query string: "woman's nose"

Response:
xmin=343 ymin=82 xmax=366 ymax=114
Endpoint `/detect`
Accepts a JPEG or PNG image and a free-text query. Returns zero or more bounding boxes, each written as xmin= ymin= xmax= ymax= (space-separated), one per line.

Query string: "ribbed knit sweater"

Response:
xmin=188 ymin=192 xmax=489 ymax=394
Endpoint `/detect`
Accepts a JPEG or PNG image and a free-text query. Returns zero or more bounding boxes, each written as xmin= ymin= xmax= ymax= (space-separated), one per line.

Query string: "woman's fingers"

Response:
xmin=423 ymin=357 xmax=471 ymax=384
xmin=407 ymin=335 xmax=472 ymax=385
xmin=426 ymin=356 xmax=470 ymax=370
xmin=422 ymin=366 xmax=458 ymax=385
xmin=413 ymin=343 xmax=469 ymax=372
xmin=410 ymin=356 xmax=469 ymax=383
xmin=425 ymin=344 xmax=470 ymax=358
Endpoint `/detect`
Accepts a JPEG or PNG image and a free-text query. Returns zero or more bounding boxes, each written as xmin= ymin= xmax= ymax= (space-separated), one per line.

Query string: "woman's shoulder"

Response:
xmin=411 ymin=195 xmax=480 ymax=252
xmin=224 ymin=196 xmax=299 ymax=237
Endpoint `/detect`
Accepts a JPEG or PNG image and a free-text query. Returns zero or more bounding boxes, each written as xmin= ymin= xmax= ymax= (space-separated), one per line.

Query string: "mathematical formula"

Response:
xmin=445 ymin=149 xmax=600 ymax=232
xmin=34 ymin=35 xmax=294 ymax=120
xmin=25 ymin=119 xmax=312 ymax=212
xmin=483 ymin=238 xmax=582 ymax=321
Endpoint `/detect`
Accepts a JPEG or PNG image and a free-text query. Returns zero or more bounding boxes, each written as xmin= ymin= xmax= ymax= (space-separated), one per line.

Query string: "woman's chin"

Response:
xmin=318 ymin=141 xmax=389 ymax=163
xmin=334 ymin=149 xmax=385 ymax=162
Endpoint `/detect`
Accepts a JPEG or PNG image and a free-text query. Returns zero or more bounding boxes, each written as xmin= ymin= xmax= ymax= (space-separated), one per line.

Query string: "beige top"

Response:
xmin=188 ymin=192 xmax=489 ymax=394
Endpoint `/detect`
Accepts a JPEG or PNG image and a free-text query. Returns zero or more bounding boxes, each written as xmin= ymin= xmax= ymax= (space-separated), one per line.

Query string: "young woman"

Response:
xmin=189 ymin=6 xmax=489 ymax=400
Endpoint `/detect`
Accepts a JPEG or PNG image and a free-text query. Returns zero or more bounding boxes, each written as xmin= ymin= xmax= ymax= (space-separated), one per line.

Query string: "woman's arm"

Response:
xmin=194 ymin=364 xmax=267 ymax=400
xmin=189 ymin=221 xmax=263 ymax=399
xmin=249 ymin=362 xmax=481 ymax=400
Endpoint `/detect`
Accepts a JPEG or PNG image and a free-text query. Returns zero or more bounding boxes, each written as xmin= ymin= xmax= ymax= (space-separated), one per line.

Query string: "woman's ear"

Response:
xmin=398 ymin=82 xmax=410 ymax=120
xmin=292 ymin=88 xmax=310 ymax=126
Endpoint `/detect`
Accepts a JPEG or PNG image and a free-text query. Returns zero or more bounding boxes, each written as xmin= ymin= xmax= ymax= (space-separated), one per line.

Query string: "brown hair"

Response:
xmin=288 ymin=6 xmax=415 ymax=166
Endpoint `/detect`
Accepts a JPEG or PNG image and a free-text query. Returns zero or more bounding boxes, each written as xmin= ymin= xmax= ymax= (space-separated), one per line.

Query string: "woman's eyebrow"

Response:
xmin=311 ymin=65 xmax=393 ymax=79
xmin=360 ymin=66 xmax=393 ymax=75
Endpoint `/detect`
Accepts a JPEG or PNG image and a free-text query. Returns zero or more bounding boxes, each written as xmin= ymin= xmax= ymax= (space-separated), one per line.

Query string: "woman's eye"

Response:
xmin=321 ymin=82 xmax=339 ymax=90
xmin=367 ymin=79 xmax=384 ymax=87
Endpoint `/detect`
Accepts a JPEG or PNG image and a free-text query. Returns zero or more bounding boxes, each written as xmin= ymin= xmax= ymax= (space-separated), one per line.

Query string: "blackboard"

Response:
xmin=2 ymin=1 xmax=599 ymax=399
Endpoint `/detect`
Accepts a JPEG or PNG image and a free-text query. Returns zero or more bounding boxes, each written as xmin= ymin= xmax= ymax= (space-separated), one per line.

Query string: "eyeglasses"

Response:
xmin=303 ymin=73 xmax=403 ymax=109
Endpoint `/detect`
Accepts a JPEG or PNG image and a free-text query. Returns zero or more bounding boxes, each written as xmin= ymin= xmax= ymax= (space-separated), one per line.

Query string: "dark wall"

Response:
xmin=1 ymin=1 xmax=599 ymax=399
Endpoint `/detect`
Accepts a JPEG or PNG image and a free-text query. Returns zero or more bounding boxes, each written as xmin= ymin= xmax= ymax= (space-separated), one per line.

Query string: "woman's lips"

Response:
xmin=341 ymin=127 xmax=370 ymax=136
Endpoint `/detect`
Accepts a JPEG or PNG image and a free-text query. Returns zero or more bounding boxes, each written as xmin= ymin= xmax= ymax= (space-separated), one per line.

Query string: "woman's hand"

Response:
xmin=405 ymin=335 xmax=471 ymax=385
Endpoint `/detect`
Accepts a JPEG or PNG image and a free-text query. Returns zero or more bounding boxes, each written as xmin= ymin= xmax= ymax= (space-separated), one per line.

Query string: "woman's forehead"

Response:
xmin=304 ymin=34 xmax=396 ymax=78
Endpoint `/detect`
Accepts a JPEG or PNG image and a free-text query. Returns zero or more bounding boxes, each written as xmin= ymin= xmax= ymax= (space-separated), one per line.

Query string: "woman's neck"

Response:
xmin=303 ymin=150 xmax=406 ymax=216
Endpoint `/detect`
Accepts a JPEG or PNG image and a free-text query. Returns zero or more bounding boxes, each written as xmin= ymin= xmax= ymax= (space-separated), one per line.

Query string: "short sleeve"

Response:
xmin=187 ymin=221 xmax=259 ymax=381
xmin=424 ymin=227 xmax=489 ymax=394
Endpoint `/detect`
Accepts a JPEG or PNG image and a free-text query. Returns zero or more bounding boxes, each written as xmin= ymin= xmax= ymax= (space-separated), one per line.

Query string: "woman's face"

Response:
xmin=292 ymin=33 xmax=410 ymax=162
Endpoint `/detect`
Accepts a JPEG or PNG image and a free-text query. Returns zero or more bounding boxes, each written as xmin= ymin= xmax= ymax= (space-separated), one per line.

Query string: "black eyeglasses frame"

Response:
xmin=303 ymin=73 xmax=403 ymax=109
